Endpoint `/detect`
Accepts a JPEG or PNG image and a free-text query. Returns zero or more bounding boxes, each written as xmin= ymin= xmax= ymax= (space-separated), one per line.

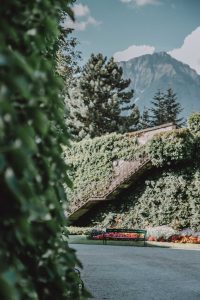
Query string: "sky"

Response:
xmin=64 ymin=0 xmax=200 ymax=74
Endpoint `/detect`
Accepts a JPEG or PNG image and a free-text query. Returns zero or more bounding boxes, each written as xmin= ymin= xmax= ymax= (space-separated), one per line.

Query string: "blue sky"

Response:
xmin=64 ymin=0 xmax=200 ymax=73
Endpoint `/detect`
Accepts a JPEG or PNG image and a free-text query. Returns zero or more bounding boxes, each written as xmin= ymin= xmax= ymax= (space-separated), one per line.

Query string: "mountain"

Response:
xmin=118 ymin=52 xmax=200 ymax=118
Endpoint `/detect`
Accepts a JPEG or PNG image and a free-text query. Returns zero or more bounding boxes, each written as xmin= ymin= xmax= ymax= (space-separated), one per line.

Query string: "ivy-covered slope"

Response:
xmin=64 ymin=133 xmax=139 ymax=202
xmin=67 ymin=113 xmax=200 ymax=229
xmin=79 ymin=163 xmax=200 ymax=231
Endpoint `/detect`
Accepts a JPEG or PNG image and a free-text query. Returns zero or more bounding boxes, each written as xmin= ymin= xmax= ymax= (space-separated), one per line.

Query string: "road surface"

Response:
xmin=73 ymin=244 xmax=200 ymax=300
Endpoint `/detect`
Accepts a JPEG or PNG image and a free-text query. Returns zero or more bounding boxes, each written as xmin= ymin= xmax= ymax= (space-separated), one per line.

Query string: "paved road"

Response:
xmin=73 ymin=244 xmax=200 ymax=300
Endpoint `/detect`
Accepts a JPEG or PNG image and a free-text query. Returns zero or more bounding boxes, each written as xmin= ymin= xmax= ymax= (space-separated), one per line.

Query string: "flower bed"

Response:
xmin=89 ymin=226 xmax=200 ymax=244
xmin=147 ymin=226 xmax=200 ymax=243
xmin=92 ymin=232 xmax=141 ymax=240
xmin=147 ymin=235 xmax=200 ymax=243
xmin=67 ymin=226 xmax=200 ymax=244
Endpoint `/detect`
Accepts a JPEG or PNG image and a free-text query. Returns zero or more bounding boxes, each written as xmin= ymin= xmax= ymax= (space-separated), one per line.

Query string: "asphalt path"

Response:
xmin=73 ymin=244 xmax=200 ymax=300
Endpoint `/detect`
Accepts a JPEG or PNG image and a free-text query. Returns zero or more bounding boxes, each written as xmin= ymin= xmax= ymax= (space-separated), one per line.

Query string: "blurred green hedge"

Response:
xmin=0 ymin=1 xmax=88 ymax=299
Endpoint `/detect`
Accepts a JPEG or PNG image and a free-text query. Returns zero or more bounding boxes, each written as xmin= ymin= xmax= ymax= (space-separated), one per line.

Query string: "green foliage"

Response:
xmin=66 ymin=53 xmax=140 ymax=140
xmin=149 ymin=88 xmax=184 ymax=127
xmin=188 ymin=112 xmax=200 ymax=134
xmin=56 ymin=26 xmax=81 ymax=88
xmin=64 ymin=132 xmax=139 ymax=203
xmin=70 ymin=122 xmax=200 ymax=231
xmin=149 ymin=90 xmax=166 ymax=126
xmin=66 ymin=124 xmax=199 ymax=212
xmin=163 ymin=88 xmax=184 ymax=125
xmin=0 ymin=1 xmax=88 ymax=299
xmin=147 ymin=128 xmax=196 ymax=166
xmin=85 ymin=164 xmax=200 ymax=231
xmin=139 ymin=107 xmax=151 ymax=129
xmin=66 ymin=115 xmax=200 ymax=231
xmin=66 ymin=227 xmax=97 ymax=235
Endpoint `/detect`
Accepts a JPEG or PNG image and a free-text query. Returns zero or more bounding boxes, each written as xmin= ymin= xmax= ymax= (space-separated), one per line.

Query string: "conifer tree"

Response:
xmin=150 ymin=88 xmax=184 ymax=127
xmin=139 ymin=107 xmax=151 ymax=129
xmin=164 ymin=88 xmax=184 ymax=126
xmin=56 ymin=26 xmax=81 ymax=87
xmin=149 ymin=90 xmax=166 ymax=126
xmin=66 ymin=53 xmax=139 ymax=139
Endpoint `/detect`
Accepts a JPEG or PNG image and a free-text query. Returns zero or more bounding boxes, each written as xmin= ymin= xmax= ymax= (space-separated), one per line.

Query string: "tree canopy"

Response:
xmin=66 ymin=53 xmax=140 ymax=140
xmin=139 ymin=88 xmax=184 ymax=129
xmin=149 ymin=88 xmax=184 ymax=127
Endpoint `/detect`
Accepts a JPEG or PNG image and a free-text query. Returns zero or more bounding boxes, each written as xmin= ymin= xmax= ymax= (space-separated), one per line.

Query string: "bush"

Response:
xmin=188 ymin=112 xmax=200 ymax=134
xmin=147 ymin=128 xmax=195 ymax=166
xmin=0 ymin=1 xmax=88 ymax=299
xmin=67 ymin=226 xmax=100 ymax=236
xmin=147 ymin=226 xmax=177 ymax=240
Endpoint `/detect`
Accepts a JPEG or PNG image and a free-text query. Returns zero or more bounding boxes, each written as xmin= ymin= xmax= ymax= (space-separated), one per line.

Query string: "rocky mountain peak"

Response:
xmin=118 ymin=52 xmax=200 ymax=117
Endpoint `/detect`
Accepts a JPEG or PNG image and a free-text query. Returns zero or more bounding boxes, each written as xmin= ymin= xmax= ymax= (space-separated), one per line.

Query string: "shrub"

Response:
xmin=67 ymin=226 xmax=100 ymax=235
xmin=146 ymin=226 xmax=177 ymax=240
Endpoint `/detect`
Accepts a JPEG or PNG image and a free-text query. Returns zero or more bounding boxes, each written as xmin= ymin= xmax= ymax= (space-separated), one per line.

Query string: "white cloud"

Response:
xmin=113 ymin=45 xmax=155 ymax=62
xmin=120 ymin=0 xmax=132 ymax=3
xmin=73 ymin=4 xmax=90 ymax=17
xmin=64 ymin=16 xmax=101 ymax=32
xmin=63 ymin=3 xmax=101 ymax=31
xmin=168 ymin=26 xmax=200 ymax=74
xmin=120 ymin=0 xmax=160 ymax=6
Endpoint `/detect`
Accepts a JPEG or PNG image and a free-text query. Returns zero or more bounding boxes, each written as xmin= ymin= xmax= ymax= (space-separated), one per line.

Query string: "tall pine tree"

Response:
xmin=150 ymin=88 xmax=184 ymax=127
xmin=164 ymin=88 xmax=184 ymax=125
xmin=66 ymin=53 xmax=139 ymax=139
xmin=139 ymin=106 xmax=151 ymax=129
xmin=149 ymin=89 xmax=166 ymax=126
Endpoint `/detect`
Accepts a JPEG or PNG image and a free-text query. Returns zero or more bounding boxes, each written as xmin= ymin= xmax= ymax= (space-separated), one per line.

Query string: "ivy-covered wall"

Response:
xmin=66 ymin=115 xmax=200 ymax=230
xmin=64 ymin=133 xmax=139 ymax=202
xmin=80 ymin=163 xmax=200 ymax=230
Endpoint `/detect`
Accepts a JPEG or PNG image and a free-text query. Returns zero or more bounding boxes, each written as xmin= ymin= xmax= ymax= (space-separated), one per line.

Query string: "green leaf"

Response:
xmin=34 ymin=110 xmax=49 ymax=136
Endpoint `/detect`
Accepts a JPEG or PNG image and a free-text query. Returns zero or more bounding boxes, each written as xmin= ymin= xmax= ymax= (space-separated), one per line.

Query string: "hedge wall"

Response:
xmin=0 ymin=1 xmax=88 ymax=299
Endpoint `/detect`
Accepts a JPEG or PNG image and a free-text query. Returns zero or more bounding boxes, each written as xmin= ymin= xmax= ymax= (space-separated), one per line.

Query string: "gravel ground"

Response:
xmin=73 ymin=244 xmax=200 ymax=300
